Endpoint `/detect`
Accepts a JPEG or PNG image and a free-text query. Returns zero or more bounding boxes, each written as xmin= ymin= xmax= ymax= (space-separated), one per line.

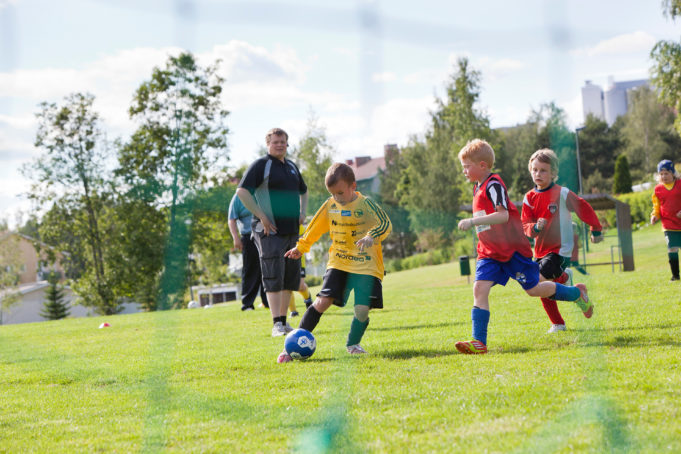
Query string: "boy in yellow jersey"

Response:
xmin=288 ymin=223 xmax=314 ymax=317
xmin=277 ymin=162 xmax=392 ymax=362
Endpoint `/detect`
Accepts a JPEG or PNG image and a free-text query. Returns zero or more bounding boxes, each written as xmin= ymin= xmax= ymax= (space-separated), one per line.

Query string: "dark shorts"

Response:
xmin=664 ymin=230 xmax=681 ymax=250
xmin=475 ymin=252 xmax=540 ymax=290
xmin=252 ymin=231 xmax=301 ymax=292
xmin=318 ymin=268 xmax=383 ymax=309
xmin=536 ymin=253 xmax=570 ymax=280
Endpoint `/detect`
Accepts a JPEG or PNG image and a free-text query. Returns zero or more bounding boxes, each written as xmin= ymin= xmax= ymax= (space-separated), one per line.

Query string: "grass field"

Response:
xmin=1 ymin=224 xmax=680 ymax=453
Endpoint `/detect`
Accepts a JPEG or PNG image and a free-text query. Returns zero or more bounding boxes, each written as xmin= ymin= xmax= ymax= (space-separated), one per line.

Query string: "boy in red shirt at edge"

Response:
xmin=455 ymin=139 xmax=591 ymax=354
xmin=522 ymin=148 xmax=603 ymax=333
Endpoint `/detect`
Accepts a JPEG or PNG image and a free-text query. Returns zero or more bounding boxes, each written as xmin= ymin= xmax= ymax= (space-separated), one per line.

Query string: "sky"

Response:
xmin=0 ymin=0 xmax=679 ymax=226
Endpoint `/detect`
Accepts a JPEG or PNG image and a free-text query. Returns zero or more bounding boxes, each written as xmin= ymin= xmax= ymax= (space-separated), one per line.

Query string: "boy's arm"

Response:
xmin=521 ymin=194 xmax=541 ymax=237
xmin=365 ymin=198 xmax=392 ymax=242
xmin=296 ymin=199 xmax=330 ymax=253
xmin=650 ymin=193 xmax=661 ymax=224
xmin=458 ymin=206 xmax=509 ymax=231
xmin=566 ymin=191 xmax=603 ymax=242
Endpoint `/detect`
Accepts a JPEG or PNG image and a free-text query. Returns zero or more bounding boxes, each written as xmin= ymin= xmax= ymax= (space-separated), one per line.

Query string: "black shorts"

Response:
xmin=252 ymin=231 xmax=301 ymax=292
xmin=536 ymin=253 xmax=570 ymax=280
xmin=318 ymin=268 xmax=383 ymax=309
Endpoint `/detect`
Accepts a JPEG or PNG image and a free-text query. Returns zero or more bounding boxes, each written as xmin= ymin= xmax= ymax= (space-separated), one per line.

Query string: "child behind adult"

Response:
xmin=522 ymin=148 xmax=603 ymax=333
xmin=288 ymin=222 xmax=314 ymax=317
xmin=455 ymin=139 xmax=592 ymax=354
xmin=277 ymin=162 xmax=392 ymax=362
xmin=650 ymin=159 xmax=681 ymax=281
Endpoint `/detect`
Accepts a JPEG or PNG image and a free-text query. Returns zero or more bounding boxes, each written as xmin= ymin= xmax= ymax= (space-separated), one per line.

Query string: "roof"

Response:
xmin=350 ymin=156 xmax=385 ymax=181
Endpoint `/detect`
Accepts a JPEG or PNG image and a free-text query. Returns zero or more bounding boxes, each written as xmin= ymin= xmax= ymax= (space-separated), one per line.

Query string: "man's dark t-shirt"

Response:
xmin=238 ymin=155 xmax=307 ymax=235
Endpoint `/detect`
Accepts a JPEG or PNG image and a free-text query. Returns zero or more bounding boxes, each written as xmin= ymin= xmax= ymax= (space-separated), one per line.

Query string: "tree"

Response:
xmin=575 ymin=114 xmax=622 ymax=192
xmin=23 ymin=93 xmax=119 ymax=314
xmin=651 ymin=1 xmax=681 ymax=136
xmin=117 ymin=52 xmax=230 ymax=310
xmin=620 ymin=86 xmax=677 ymax=178
xmin=612 ymin=154 xmax=633 ymax=194
xmin=288 ymin=112 xmax=334 ymax=214
xmin=0 ymin=231 xmax=21 ymax=321
xmin=40 ymin=272 xmax=70 ymax=320
xmin=378 ymin=144 xmax=415 ymax=258
xmin=399 ymin=58 xmax=494 ymax=241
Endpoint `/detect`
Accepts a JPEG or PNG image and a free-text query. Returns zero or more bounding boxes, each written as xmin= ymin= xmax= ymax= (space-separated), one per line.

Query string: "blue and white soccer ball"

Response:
xmin=284 ymin=328 xmax=316 ymax=360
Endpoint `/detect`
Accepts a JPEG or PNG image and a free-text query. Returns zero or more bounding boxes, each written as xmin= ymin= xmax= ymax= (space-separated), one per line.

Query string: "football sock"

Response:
xmin=669 ymin=252 xmax=679 ymax=278
xmin=299 ymin=306 xmax=322 ymax=332
xmin=471 ymin=306 xmax=490 ymax=346
xmin=346 ymin=317 xmax=369 ymax=346
xmin=288 ymin=293 xmax=296 ymax=312
xmin=301 ymin=288 xmax=311 ymax=300
xmin=555 ymin=272 xmax=569 ymax=285
xmin=552 ymin=283 xmax=580 ymax=301
xmin=541 ymin=298 xmax=565 ymax=325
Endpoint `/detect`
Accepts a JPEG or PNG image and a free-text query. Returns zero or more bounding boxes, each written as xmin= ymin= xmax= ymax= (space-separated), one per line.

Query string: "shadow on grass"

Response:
xmin=375 ymin=348 xmax=460 ymax=360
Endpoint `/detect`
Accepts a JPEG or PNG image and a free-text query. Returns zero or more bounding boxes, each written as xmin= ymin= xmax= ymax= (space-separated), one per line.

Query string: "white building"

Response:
xmin=581 ymin=77 xmax=649 ymax=125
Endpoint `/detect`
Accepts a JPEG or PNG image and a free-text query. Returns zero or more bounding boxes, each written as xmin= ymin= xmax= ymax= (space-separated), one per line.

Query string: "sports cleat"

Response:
xmin=574 ymin=283 xmax=593 ymax=318
xmin=304 ymin=298 xmax=313 ymax=309
xmin=272 ymin=322 xmax=287 ymax=337
xmin=564 ymin=268 xmax=574 ymax=286
xmin=671 ymin=276 xmax=680 ymax=282
xmin=290 ymin=311 xmax=299 ymax=317
xmin=455 ymin=339 xmax=487 ymax=354
xmin=284 ymin=322 xmax=294 ymax=333
xmin=548 ymin=324 xmax=567 ymax=333
xmin=346 ymin=344 xmax=367 ymax=354
xmin=277 ymin=351 xmax=292 ymax=363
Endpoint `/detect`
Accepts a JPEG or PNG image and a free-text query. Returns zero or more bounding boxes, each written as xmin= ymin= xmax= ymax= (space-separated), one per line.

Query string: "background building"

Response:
xmin=581 ymin=77 xmax=648 ymax=125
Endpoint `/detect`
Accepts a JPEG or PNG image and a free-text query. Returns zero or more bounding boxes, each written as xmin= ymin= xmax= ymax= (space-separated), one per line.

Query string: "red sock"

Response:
xmin=541 ymin=297 xmax=565 ymax=325
xmin=555 ymin=272 xmax=568 ymax=285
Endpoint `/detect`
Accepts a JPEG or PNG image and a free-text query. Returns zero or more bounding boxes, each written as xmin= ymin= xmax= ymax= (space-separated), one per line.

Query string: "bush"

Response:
xmin=304 ymin=275 xmax=323 ymax=287
xmin=604 ymin=188 xmax=654 ymax=227
xmin=386 ymin=248 xmax=453 ymax=273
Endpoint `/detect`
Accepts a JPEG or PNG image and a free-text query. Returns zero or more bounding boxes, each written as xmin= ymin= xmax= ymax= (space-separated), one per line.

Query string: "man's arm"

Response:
xmin=228 ymin=219 xmax=242 ymax=251
xmin=299 ymin=191 xmax=308 ymax=224
xmin=236 ymin=187 xmax=277 ymax=235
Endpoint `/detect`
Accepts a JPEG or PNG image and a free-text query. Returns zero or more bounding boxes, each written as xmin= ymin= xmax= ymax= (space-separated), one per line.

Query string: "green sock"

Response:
xmin=346 ymin=317 xmax=369 ymax=347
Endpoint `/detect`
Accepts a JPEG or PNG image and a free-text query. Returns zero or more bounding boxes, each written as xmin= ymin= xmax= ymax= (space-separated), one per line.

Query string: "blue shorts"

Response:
xmin=475 ymin=252 xmax=540 ymax=290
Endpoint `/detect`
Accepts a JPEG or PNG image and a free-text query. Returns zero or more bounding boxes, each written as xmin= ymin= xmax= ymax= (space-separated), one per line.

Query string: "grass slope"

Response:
xmin=1 ymin=225 xmax=680 ymax=453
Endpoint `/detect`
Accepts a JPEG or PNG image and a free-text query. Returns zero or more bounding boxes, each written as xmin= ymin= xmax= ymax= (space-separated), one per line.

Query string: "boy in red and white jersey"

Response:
xmin=455 ymin=139 xmax=591 ymax=354
xmin=522 ymin=149 xmax=603 ymax=333
xmin=650 ymin=159 xmax=681 ymax=281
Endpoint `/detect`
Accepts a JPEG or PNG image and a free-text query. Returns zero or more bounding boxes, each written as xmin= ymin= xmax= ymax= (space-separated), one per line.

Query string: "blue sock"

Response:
xmin=472 ymin=306 xmax=490 ymax=345
xmin=553 ymin=283 xmax=580 ymax=301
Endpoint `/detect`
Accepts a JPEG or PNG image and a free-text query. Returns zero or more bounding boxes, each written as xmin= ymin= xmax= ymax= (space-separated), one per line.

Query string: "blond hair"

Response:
xmin=325 ymin=162 xmax=356 ymax=188
xmin=458 ymin=139 xmax=495 ymax=168
xmin=528 ymin=148 xmax=559 ymax=182
xmin=265 ymin=127 xmax=288 ymax=145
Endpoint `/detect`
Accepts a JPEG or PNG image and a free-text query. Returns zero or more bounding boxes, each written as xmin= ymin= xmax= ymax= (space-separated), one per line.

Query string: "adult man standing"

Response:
xmin=228 ymin=193 xmax=269 ymax=311
xmin=236 ymin=128 xmax=308 ymax=336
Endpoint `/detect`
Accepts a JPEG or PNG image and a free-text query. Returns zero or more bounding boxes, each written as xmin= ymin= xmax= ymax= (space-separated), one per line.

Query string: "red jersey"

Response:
xmin=653 ymin=180 xmax=681 ymax=231
xmin=472 ymin=173 xmax=532 ymax=262
xmin=521 ymin=183 xmax=602 ymax=259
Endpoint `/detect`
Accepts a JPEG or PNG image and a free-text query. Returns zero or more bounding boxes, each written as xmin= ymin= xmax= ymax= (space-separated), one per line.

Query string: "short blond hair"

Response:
xmin=265 ymin=127 xmax=288 ymax=145
xmin=325 ymin=162 xmax=356 ymax=188
xmin=458 ymin=139 xmax=495 ymax=168
xmin=528 ymin=148 xmax=559 ymax=182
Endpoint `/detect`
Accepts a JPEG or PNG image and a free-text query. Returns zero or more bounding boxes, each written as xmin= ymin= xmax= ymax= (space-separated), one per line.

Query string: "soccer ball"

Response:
xmin=284 ymin=328 xmax=316 ymax=360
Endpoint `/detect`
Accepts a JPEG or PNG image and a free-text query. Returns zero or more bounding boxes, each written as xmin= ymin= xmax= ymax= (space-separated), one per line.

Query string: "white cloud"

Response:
xmin=570 ymin=31 xmax=657 ymax=58
xmin=0 ymin=0 xmax=18 ymax=9
xmin=372 ymin=72 xmax=397 ymax=83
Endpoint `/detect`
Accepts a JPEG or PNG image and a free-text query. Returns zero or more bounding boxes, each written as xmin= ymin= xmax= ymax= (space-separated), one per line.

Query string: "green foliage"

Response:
xmin=620 ymin=86 xmax=678 ymax=177
xmin=612 ymin=154 xmax=633 ymax=194
xmin=386 ymin=247 xmax=452 ymax=273
xmin=40 ymin=272 xmax=69 ymax=320
xmin=0 ymin=232 xmax=21 ymax=310
xmin=304 ymin=275 xmax=322 ymax=287
xmin=398 ymin=58 xmax=495 ymax=241
xmin=604 ymin=188 xmax=654 ymax=227
xmin=532 ymin=103 xmax=579 ymax=193
xmin=288 ymin=112 xmax=334 ymax=215
xmin=577 ymin=114 xmax=623 ymax=192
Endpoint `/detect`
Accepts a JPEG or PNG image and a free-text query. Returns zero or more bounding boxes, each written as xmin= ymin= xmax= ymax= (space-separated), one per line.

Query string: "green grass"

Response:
xmin=1 ymin=224 xmax=680 ymax=453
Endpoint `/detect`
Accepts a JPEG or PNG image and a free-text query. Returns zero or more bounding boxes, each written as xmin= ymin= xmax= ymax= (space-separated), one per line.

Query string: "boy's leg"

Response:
xmin=299 ymin=278 xmax=313 ymax=307
xmin=669 ymin=250 xmax=679 ymax=281
xmin=537 ymin=254 xmax=566 ymax=328
xmin=346 ymin=274 xmax=379 ymax=352
xmin=456 ymin=279 xmax=493 ymax=354
xmin=288 ymin=293 xmax=298 ymax=316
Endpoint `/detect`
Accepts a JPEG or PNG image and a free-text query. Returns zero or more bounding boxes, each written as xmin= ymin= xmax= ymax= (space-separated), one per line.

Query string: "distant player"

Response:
xmin=650 ymin=159 xmax=681 ymax=282
xmin=522 ymin=148 xmax=603 ymax=333
xmin=455 ymin=139 xmax=592 ymax=354
xmin=277 ymin=163 xmax=392 ymax=362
